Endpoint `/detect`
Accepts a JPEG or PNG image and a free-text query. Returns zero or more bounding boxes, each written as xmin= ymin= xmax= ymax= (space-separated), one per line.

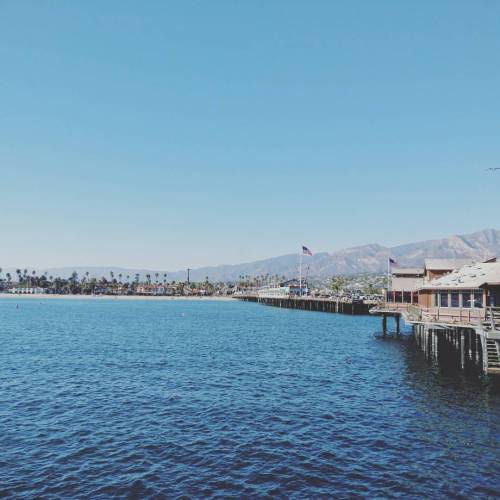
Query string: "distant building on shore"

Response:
xmin=136 ymin=284 xmax=178 ymax=296
xmin=9 ymin=287 xmax=46 ymax=294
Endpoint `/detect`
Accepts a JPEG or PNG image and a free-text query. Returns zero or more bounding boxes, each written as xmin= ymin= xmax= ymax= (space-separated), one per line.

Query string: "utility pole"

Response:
xmin=187 ymin=268 xmax=191 ymax=284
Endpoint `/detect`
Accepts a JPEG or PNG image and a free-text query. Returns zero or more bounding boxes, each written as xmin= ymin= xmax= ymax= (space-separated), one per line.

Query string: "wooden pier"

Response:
xmin=236 ymin=294 xmax=372 ymax=315
xmin=371 ymin=304 xmax=500 ymax=375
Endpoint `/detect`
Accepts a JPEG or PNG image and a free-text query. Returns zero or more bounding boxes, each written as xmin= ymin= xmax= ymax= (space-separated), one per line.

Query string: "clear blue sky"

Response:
xmin=1 ymin=0 xmax=499 ymax=270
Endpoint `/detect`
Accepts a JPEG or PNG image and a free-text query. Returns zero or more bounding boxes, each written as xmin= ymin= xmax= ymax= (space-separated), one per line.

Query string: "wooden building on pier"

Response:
xmin=387 ymin=258 xmax=495 ymax=306
xmin=386 ymin=267 xmax=424 ymax=304
xmin=417 ymin=260 xmax=500 ymax=309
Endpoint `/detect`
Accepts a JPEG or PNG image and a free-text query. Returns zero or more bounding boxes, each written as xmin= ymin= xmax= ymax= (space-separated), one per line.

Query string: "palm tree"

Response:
xmin=6 ymin=273 xmax=11 ymax=283
xmin=90 ymin=277 xmax=97 ymax=294
xmin=329 ymin=276 xmax=346 ymax=294
xmin=118 ymin=273 xmax=122 ymax=284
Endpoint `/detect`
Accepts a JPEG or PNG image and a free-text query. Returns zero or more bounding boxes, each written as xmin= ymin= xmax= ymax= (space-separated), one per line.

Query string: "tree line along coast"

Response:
xmin=0 ymin=268 xmax=386 ymax=299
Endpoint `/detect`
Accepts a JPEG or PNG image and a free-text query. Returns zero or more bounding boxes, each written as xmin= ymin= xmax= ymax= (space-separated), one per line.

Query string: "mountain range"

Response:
xmin=3 ymin=229 xmax=500 ymax=283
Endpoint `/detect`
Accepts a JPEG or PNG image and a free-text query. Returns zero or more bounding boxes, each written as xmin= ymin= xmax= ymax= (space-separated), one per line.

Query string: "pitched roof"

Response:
xmin=421 ymin=262 xmax=500 ymax=289
xmin=424 ymin=258 xmax=475 ymax=271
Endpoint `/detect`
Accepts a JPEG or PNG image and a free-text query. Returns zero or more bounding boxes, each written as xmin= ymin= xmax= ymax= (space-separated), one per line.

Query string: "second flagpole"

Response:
xmin=299 ymin=250 xmax=303 ymax=296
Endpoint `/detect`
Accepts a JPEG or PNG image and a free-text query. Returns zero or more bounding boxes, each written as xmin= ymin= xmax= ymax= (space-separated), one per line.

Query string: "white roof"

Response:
xmin=424 ymin=258 xmax=475 ymax=271
xmin=392 ymin=267 xmax=424 ymax=276
xmin=422 ymin=262 xmax=500 ymax=289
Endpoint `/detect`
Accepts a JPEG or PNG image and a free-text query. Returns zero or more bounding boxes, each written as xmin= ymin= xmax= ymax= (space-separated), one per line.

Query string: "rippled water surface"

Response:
xmin=1 ymin=298 xmax=499 ymax=498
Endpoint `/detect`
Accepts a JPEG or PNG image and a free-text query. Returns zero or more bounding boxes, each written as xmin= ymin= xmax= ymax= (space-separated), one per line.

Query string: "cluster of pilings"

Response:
xmin=237 ymin=295 xmax=372 ymax=315
xmin=413 ymin=323 xmax=485 ymax=371
xmin=382 ymin=313 xmax=401 ymax=336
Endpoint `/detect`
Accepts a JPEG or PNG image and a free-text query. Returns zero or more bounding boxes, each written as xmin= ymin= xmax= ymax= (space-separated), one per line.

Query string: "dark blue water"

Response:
xmin=1 ymin=298 xmax=499 ymax=498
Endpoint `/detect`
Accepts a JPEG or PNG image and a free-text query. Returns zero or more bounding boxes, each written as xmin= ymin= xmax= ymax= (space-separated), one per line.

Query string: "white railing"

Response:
xmin=377 ymin=302 xmax=486 ymax=325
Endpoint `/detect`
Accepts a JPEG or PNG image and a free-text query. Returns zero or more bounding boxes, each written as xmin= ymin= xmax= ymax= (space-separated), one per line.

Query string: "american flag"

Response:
xmin=302 ymin=246 xmax=313 ymax=256
xmin=389 ymin=258 xmax=398 ymax=266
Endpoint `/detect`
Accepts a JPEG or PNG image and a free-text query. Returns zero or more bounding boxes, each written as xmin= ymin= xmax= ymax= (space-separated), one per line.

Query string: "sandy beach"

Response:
xmin=0 ymin=293 xmax=235 ymax=302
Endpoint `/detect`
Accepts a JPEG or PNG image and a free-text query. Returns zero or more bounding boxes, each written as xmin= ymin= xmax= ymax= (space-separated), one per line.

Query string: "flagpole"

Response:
xmin=299 ymin=250 xmax=303 ymax=296
xmin=387 ymin=257 xmax=390 ymax=300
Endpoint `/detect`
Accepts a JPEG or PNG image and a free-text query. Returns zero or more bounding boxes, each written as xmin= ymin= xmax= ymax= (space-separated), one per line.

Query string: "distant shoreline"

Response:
xmin=0 ymin=293 xmax=235 ymax=302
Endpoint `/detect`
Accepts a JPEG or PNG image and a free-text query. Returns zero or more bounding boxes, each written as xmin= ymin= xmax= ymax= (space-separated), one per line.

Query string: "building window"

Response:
xmin=395 ymin=291 xmax=402 ymax=302
xmin=473 ymin=292 xmax=483 ymax=308
xmin=462 ymin=292 xmax=472 ymax=308
xmin=403 ymin=292 xmax=411 ymax=303
xmin=451 ymin=292 xmax=460 ymax=308
xmin=488 ymin=293 xmax=496 ymax=307
xmin=440 ymin=292 xmax=448 ymax=307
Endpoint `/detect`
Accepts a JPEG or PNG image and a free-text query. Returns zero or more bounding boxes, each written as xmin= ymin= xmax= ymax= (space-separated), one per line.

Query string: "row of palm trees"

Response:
xmin=0 ymin=268 xmax=170 ymax=285
xmin=0 ymin=268 xmax=230 ymax=295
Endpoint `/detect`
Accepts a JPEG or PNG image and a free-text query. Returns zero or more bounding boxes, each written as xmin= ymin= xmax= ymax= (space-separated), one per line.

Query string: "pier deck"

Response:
xmin=236 ymin=294 xmax=373 ymax=315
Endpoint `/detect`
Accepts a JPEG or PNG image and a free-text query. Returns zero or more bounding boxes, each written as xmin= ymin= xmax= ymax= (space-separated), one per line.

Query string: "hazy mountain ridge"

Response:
xmin=3 ymin=229 xmax=500 ymax=283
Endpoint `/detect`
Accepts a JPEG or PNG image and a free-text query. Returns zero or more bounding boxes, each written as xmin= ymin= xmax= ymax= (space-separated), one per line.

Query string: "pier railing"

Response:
xmin=375 ymin=302 xmax=486 ymax=326
xmin=429 ymin=307 xmax=484 ymax=325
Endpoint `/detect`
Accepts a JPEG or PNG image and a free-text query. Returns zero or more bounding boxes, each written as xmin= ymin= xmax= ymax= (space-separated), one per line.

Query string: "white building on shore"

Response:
xmin=9 ymin=287 xmax=46 ymax=294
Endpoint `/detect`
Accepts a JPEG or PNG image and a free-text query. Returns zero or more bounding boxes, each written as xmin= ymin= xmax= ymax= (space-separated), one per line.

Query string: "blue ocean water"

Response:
xmin=1 ymin=298 xmax=499 ymax=498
